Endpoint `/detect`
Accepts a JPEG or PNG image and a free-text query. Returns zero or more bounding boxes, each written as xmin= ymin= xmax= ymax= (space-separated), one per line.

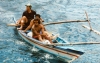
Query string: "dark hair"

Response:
xmin=35 ymin=14 xmax=41 ymax=18
xmin=26 ymin=6 xmax=32 ymax=9
xmin=34 ymin=19 xmax=40 ymax=24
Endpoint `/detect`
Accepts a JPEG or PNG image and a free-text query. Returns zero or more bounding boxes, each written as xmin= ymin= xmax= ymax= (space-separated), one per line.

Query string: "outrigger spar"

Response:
xmin=8 ymin=11 xmax=89 ymax=26
xmin=82 ymin=11 xmax=100 ymax=36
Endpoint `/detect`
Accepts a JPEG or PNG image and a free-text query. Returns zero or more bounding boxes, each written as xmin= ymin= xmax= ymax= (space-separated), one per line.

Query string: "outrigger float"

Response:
xmin=8 ymin=11 xmax=100 ymax=63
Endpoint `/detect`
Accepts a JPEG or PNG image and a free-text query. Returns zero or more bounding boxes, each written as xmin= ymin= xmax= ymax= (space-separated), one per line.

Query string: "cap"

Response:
xmin=25 ymin=3 xmax=32 ymax=7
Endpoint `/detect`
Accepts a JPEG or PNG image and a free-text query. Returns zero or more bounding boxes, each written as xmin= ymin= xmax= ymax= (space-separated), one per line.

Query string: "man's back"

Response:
xmin=16 ymin=3 xmax=36 ymax=30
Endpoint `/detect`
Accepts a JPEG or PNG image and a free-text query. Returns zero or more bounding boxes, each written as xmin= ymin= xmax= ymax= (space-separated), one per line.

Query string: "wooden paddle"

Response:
xmin=46 ymin=42 xmax=100 ymax=46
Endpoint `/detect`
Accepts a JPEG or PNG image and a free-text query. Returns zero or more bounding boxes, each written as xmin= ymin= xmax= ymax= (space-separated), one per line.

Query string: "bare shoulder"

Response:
xmin=40 ymin=24 xmax=44 ymax=28
xmin=31 ymin=19 xmax=34 ymax=21
xmin=40 ymin=24 xmax=43 ymax=26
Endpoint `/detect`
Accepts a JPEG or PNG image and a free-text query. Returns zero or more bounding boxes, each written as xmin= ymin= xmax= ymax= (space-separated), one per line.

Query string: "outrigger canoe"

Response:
xmin=17 ymin=29 xmax=84 ymax=63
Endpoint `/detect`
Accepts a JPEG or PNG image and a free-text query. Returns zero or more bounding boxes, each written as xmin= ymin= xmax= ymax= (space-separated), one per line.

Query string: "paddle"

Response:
xmin=46 ymin=42 xmax=100 ymax=46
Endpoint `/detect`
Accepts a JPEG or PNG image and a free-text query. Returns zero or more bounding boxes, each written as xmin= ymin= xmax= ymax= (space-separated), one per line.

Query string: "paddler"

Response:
xmin=23 ymin=14 xmax=44 ymax=32
xmin=16 ymin=3 xmax=36 ymax=30
xmin=32 ymin=19 xmax=53 ymax=44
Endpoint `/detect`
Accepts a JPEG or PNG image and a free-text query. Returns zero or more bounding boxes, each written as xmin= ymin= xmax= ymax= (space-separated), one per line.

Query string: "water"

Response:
xmin=0 ymin=0 xmax=100 ymax=63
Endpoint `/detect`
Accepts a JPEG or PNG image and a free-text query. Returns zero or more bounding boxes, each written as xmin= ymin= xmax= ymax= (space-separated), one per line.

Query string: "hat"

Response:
xmin=25 ymin=3 xmax=32 ymax=7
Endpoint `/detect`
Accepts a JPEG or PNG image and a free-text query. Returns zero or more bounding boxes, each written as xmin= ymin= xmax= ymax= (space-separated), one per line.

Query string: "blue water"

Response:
xmin=0 ymin=0 xmax=100 ymax=63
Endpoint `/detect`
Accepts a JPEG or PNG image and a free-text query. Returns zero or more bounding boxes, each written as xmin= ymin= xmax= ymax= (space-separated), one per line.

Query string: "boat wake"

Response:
xmin=30 ymin=46 xmax=39 ymax=52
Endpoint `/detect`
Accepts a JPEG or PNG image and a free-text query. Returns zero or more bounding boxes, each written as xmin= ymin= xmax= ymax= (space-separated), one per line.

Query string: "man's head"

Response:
xmin=25 ymin=3 xmax=32 ymax=11
xmin=35 ymin=14 xmax=41 ymax=19
xmin=34 ymin=19 xmax=40 ymax=25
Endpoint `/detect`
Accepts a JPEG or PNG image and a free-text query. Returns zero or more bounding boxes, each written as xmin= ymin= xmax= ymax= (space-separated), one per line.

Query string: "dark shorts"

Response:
xmin=22 ymin=19 xmax=32 ymax=30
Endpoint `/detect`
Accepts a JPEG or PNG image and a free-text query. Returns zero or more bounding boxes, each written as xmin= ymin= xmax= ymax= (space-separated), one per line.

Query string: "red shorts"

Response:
xmin=32 ymin=35 xmax=38 ymax=39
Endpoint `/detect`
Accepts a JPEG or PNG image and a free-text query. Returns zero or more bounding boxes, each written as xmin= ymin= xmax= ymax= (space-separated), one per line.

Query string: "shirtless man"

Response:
xmin=23 ymin=14 xmax=44 ymax=32
xmin=32 ymin=19 xmax=53 ymax=44
xmin=16 ymin=3 xmax=36 ymax=30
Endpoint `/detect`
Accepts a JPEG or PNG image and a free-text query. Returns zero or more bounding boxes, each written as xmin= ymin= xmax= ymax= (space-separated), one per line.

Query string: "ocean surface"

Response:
xmin=0 ymin=0 xmax=100 ymax=63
